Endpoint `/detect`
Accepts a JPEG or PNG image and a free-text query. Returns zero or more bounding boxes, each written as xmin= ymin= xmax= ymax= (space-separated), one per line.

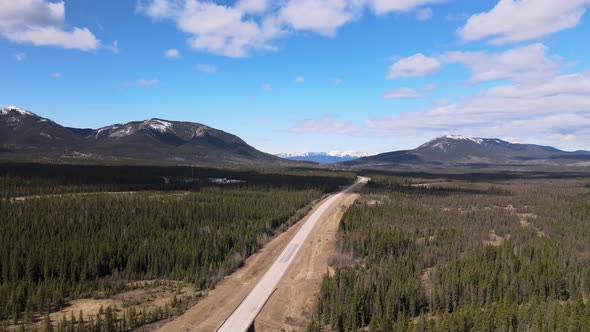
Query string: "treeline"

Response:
xmin=0 ymin=184 xmax=326 ymax=327
xmin=308 ymin=175 xmax=590 ymax=331
xmin=1 ymin=298 xmax=188 ymax=332
xmin=0 ymin=162 xmax=355 ymax=198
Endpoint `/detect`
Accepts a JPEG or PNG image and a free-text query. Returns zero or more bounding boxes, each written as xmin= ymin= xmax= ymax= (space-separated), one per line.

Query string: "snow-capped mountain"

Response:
xmin=0 ymin=106 xmax=286 ymax=164
xmin=343 ymin=134 xmax=590 ymax=168
xmin=1 ymin=106 xmax=87 ymax=150
xmin=276 ymin=151 xmax=371 ymax=164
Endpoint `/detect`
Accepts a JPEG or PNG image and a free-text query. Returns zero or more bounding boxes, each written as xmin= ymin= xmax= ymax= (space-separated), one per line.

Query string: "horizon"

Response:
xmin=2 ymin=0 xmax=590 ymax=154
xmin=4 ymin=104 xmax=590 ymax=155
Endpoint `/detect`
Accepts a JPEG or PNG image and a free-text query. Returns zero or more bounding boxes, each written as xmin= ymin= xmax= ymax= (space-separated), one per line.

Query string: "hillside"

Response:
xmin=343 ymin=135 xmax=590 ymax=168
xmin=0 ymin=106 xmax=287 ymax=165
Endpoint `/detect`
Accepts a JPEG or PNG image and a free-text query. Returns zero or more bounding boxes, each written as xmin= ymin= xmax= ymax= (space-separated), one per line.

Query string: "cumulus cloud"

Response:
xmin=383 ymin=87 xmax=422 ymax=99
xmin=459 ymin=0 xmax=590 ymax=44
xmin=366 ymin=69 xmax=590 ymax=149
xmin=236 ymin=0 xmax=269 ymax=14
xmin=196 ymin=63 xmax=217 ymax=73
xmin=388 ymin=53 xmax=441 ymax=79
xmin=441 ymin=43 xmax=562 ymax=83
xmin=278 ymin=0 xmax=361 ymax=36
xmin=138 ymin=0 xmax=280 ymax=57
xmin=0 ymin=0 xmax=101 ymax=51
xmin=164 ymin=48 xmax=180 ymax=58
xmin=367 ymin=0 xmax=446 ymax=15
xmin=284 ymin=63 xmax=590 ymax=149
xmin=138 ymin=0 xmax=449 ymax=57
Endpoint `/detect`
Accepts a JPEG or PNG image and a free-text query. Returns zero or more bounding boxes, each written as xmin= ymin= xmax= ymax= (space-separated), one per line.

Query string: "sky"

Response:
xmin=1 ymin=0 xmax=590 ymax=154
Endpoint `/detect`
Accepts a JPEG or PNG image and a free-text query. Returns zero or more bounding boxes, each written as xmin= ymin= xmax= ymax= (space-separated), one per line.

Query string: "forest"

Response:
xmin=308 ymin=173 xmax=590 ymax=332
xmin=0 ymin=162 xmax=354 ymax=331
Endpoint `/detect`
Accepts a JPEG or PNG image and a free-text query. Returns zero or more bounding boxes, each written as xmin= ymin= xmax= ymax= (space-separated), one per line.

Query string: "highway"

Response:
xmin=217 ymin=177 xmax=367 ymax=332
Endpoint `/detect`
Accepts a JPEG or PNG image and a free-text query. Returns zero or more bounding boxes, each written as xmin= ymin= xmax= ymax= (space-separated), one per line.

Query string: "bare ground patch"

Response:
xmin=255 ymin=190 xmax=363 ymax=332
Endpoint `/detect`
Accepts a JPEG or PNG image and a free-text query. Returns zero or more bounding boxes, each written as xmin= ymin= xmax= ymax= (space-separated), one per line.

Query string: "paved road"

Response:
xmin=217 ymin=177 xmax=367 ymax=332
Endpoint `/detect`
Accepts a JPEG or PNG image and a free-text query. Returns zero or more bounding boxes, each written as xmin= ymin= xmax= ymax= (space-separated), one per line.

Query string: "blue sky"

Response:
xmin=1 ymin=0 xmax=590 ymax=154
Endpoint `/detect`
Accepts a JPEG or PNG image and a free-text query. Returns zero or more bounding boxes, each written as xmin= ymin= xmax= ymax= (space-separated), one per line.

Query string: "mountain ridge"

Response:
xmin=343 ymin=134 xmax=590 ymax=168
xmin=0 ymin=106 xmax=287 ymax=165
xmin=276 ymin=151 xmax=371 ymax=164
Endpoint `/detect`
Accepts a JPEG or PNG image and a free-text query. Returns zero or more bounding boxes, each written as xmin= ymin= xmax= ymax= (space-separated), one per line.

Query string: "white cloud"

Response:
xmin=0 ymin=0 xmax=101 ymax=51
xmin=441 ymin=43 xmax=561 ymax=83
xmin=4 ymin=26 xmax=99 ymax=51
xmin=138 ymin=0 xmax=280 ymax=58
xmin=367 ymin=0 xmax=446 ymax=15
xmin=196 ymin=63 xmax=217 ymax=73
xmin=236 ymin=0 xmax=269 ymax=14
xmin=295 ymin=76 xmax=305 ymax=83
xmin=459 ymin=0 xmax=590 ymax=44
xmin=284 ymin=65 xmax=590 ymax=150
xmin=261 ymin=83 xmax=272 ymax=90
xmin=288 ymin=114 xmax=360 ymax=135
xmin=415 ymin=7 xmax=433 ymax=21
xmin=138 ymin=0 xmax=448 ymax=58
xmin=15 ymin=52 xmax=26 ymax=61
xmin=366 ymin=69 xmax=590 ymax=149
xmin=164 ymin=48 xmax=180 ymax=58
xmin=383 ymin=87 xmax=422 ymax=99
xmin=388 ymin=53 xmax=441 ymax=79
xmin=278 ymin=0 xmax=361 ymax=36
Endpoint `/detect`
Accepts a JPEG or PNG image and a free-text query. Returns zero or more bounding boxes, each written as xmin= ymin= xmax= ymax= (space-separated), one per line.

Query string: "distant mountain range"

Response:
xmin=343 ymin=135 xmax=590 ymax=168
xmin=276 ymin=151 xmax=371 ymax=164
xmin=0 ymin=106 xmax=288 ymax=165
xmin=2 ymin=107 xmax=589 ymax=168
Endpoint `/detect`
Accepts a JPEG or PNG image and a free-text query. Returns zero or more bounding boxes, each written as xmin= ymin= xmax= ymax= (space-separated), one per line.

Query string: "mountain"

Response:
xmin=0 ymin=106 xmax=287 ymax=165
xmin=276 ymin=151 xmax=370 ymax=164
xmin=343 ymin=135 xmax=590 ymax=168
xmin=0 ymin=106 xmax=88 ymax=152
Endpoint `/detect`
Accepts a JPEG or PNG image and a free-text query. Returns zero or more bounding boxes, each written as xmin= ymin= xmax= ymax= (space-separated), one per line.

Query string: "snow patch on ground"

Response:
xmin=210 ymin=178 xmax=245 ymax=184
xmin=40 ymin=133 xmax=53 ymax=139
xmin=194 ymin=126 xmax=209 ymax=138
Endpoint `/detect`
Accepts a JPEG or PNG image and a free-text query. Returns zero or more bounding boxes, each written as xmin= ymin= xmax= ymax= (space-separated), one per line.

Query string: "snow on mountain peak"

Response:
xmin=327 ymin=150 xmax=371 ymax=158
xmin=143 ymin=119 xmax=172 ymax=133
xmin=1 ymin=106 xmax=35 ymax=116
xmin=437 ymin=134 xmax=483 ymax=144
xmin=277 ymin=151 xmax=369 ymax=158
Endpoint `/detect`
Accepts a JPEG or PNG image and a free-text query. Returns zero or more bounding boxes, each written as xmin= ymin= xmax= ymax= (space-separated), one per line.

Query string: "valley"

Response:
xmin=0 ymin=163 xmax=355 ymax=331
xmin=3 ymin=1 xmax=589 ymax=330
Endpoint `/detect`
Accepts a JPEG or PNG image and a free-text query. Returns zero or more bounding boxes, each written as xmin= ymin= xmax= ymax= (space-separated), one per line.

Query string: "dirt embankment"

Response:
xmin=155 ymin=181 xmax=365 ymax=332
xmin=255 ymin=190 xmax=361 ymax=331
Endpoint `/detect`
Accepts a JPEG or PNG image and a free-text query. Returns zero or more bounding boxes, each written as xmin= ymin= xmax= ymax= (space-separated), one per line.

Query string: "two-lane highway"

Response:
xmin=217 ymin=177 xmax=368 ymax=332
